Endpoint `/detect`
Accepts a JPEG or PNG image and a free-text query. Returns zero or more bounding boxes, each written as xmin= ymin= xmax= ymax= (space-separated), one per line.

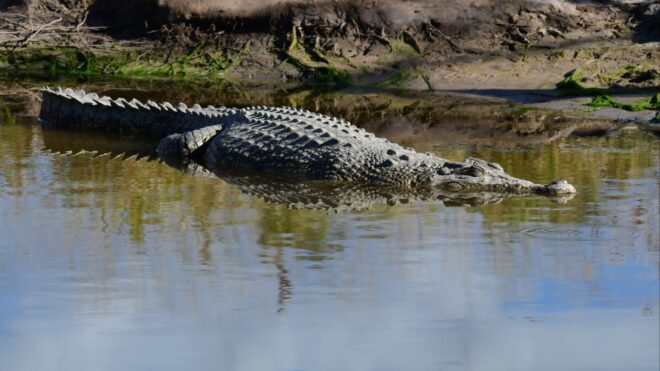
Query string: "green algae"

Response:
xmin=0 ymin=44 xmax=251 ymax=80
xmin=586 ymin=93 xmax=660 ymax=112
xmin=556 ymin=69 xmax=608 ymax=96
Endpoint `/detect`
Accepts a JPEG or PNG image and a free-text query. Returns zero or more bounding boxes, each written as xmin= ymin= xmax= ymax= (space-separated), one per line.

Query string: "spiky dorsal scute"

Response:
xmin=198 ymin=105 xmax=441 ymax=186
xmin=39 ymin=87 xmax=237 ymax=138
xmin=39 ymin=87 xmax=444 ymax=186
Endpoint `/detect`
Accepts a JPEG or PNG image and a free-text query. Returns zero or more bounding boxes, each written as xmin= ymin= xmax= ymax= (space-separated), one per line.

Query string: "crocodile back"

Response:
xmin=204 ymin=106 xmax=441 ymax=186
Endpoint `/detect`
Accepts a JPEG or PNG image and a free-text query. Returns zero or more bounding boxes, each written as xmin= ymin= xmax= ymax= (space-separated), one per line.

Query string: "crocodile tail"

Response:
xmin=39 ymin=87 xmax=236 ymax=139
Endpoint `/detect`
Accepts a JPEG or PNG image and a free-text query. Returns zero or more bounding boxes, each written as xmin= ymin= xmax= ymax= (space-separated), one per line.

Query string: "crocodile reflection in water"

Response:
xmin=162 ymin=157 xmax=575 ymax=209
xmin=41 ymin=129 xmax=575 ymax=210
xmin=39 ymin=88 xmax=577 ymax=203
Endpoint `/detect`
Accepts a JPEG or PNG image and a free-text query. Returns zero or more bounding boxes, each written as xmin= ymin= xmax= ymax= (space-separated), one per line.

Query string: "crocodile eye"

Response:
xmin=488 ymin=162 xmax=503 ymax=171
xmin=469 ymin=165 xmax=485 ymax=177
xmin=458 ymin=165 xmax=485 ymax=177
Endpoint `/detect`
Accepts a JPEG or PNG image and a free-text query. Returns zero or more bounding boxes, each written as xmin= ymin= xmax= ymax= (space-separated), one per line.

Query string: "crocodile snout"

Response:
xmin=534 ymin=179 xmax=577 ymax=196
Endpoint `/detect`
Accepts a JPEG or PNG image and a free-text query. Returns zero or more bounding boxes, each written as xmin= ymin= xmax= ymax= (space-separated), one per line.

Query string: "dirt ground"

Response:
xmin=0 ymin=0 xmax=658 ymax=121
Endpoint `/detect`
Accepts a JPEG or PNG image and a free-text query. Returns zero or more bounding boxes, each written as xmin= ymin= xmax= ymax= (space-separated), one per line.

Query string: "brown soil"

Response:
xmin=0 ymin=1 xmax=658 ymax=117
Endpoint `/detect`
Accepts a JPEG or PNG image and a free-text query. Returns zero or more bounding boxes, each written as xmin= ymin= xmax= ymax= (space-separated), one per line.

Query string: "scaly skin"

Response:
xmin=39 ymin=87 xmax=577 ymax=198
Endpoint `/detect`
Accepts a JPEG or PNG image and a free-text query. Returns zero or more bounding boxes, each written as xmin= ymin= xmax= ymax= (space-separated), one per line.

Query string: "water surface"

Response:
xmin=0 ymin=83 xmax=658 ymax=371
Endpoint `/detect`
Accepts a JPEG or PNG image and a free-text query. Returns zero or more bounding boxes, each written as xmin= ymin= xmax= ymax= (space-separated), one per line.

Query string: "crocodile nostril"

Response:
xmin=436 ymin=166 xmax=451 ymax=175
xmin=378 ymin=159 xmax=394 ymax=168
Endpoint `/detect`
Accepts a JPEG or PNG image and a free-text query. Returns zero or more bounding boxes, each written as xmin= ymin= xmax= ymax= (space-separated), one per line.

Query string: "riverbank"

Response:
xmin=0 ymin=0 xmax=658 ymax=122
xmin=2 ymin=79 xmax=658 ymax=143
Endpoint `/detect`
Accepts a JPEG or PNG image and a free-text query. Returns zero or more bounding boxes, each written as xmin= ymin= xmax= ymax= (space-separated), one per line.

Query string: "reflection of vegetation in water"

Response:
xmin=2 ymin=83 xmax=657 ymax=317
xmin=430 ymin=131 xmax=659 ymax=224
xmin=2 ymin=106 xmax=15 ymax=124
xmin=1 ymin=84 xmax=658 ymax=248
xmin=0 ymin=122 xmax=39 ymax=196
xmin=0 ymin=120 xmax=658 ymax=290
xmin=26 ymin=131 xmax=660 ymax=235
xmin=259 ymin=206 xmax=336 ymax=251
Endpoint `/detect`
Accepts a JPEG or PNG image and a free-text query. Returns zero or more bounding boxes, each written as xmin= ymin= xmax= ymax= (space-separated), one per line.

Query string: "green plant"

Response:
xmin=556 ymin=69 xmax=607 ymax=96
xmin=586 ymin=93 xmax=660 ymax=112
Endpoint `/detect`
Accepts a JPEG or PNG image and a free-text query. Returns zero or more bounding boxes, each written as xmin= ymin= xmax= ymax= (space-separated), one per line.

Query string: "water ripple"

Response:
xmin=522 ymin=227 xmax=613 ymax=242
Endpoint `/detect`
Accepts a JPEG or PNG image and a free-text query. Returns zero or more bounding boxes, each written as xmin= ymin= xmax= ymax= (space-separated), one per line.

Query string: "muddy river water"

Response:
xmin=0 ymin=81 xmax=658 ymax=371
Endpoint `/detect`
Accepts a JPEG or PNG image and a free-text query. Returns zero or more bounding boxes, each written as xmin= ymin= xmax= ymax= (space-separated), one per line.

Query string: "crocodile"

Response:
xmin=41 ymin=129 xmax=547 ymax=210
xmin=38 ymin=87 xmax=576 ymax=199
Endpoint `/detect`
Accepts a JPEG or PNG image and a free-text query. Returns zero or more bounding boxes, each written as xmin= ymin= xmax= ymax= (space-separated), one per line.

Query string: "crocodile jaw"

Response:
xmin=429 ymin=157 xmax=577 ymax=198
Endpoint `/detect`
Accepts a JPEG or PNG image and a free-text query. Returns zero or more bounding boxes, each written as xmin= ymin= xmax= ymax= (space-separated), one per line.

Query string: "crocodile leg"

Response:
xmin=156 ymin=124 xmax=224 ymax=162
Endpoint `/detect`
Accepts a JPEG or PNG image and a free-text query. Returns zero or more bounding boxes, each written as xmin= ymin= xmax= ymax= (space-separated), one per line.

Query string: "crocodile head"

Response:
xmin=430 ymin=157 xmax=576 ymax=199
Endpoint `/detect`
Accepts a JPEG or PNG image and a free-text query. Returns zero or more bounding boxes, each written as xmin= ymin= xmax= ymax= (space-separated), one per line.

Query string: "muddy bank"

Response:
xmin=1 ymin=80 xmax=655 ymax=149
xmin=0 ymin=0 xmax=658 ymax=124
xmin=0 ymin=0 xmax=658 ymax=87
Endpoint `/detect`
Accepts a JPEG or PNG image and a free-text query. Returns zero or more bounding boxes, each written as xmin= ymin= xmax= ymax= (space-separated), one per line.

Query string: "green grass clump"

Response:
xmin=1 ymin=43 xmax=251 ymax=80
xmin=312 ymin=66 xmax=351 ymax=84
xmin=556 ymin=69 xmax=608 ymax=96
xmin=45 ymin=49 xmax=100 ymax=77
xmin=586 ymin=93 xmax=660 ymax=112
xmin=375 ymin=69 xmax=416 ymax=88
